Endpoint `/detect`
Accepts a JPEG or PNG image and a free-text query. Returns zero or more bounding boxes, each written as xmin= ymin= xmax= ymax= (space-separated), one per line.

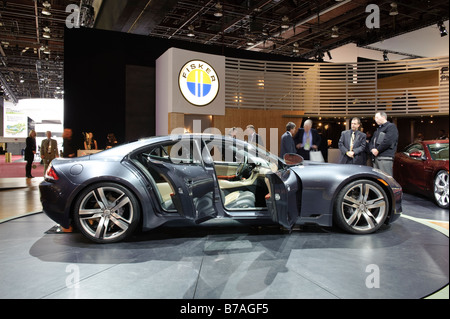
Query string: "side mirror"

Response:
xmin=284 ymin=153 xmax=304 ymax=165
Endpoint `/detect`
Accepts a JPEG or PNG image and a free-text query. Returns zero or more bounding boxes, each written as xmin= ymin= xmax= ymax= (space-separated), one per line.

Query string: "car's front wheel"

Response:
xmin=334 ymin=179 xmax=389 ymax=234
xmin=434 ymin=170 xmax=449 ymax=209
xmin=74 ymin=183 xmax=140 ymax=244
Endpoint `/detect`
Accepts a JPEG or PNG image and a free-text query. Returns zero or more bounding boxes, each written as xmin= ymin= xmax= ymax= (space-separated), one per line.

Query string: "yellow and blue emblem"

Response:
xmin=179 ymin=60 xmax=219 ymax=106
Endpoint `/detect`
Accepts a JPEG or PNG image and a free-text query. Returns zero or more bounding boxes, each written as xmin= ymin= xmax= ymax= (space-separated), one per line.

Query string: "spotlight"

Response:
xmin=293 ymin=42 xmax=299 ymax=54
xmin=389 ymin=2 xmax=398 ymax=16
xmin=281 ymin=16 xmax=290 ymax=29
xmin=214 ymin=2 xmax=223 ymax=18
xmin=331 ymin=26 xmax=339 ymax=38
xmin=383 ymin=51 xmax=389 ymax=61
xmin=42 ymin=1 xmax=51 ymax=16
xmin=438 ymin=21 xmax=448 ymax=37
xmin=43 ymin=27 xmax=51 ymax=39
xmin=187 ymin=25 xmax=195 ymax=37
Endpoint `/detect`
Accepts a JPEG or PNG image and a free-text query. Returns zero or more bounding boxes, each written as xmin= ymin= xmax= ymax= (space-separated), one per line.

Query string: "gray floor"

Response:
xmin=0 ymin=194 xmax=448 ymax=300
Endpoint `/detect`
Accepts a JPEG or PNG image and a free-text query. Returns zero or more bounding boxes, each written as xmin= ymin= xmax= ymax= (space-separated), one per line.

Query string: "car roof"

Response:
xmin=94 ymin=134 xmax=239 ymax=158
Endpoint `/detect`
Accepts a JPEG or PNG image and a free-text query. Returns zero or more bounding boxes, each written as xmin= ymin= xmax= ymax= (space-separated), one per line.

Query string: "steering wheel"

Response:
xmin=236 ymin=155 xmax=248 ymax=179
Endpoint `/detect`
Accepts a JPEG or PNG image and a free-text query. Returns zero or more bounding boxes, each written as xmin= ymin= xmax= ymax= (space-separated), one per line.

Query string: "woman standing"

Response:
xmin=25 ymin=130 xmax=37 ymax=178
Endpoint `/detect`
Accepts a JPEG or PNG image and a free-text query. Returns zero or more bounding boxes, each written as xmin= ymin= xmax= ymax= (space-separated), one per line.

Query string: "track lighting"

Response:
xmin=389 ymin=2 xmax=398 ymax=16
xmin=438 ymin=21 xmax=448 ymax=37
xmin=293 ymin=42 xmax=299 ymax=54
xmin=383 ymin=51 xmax=389 ymax=61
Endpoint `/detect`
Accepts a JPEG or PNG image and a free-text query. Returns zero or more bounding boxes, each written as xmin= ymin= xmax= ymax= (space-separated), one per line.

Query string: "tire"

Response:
xmin=334 ymin=179 xmax=389 ymax=234
xmin=434 ymin=170 xmax=449 ymax=209
xmin=73 ymin=183 xmax=140 ymax=244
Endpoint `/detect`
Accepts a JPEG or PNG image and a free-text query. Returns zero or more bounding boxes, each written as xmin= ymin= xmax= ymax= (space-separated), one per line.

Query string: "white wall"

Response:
xmin=325 ymin=20 xmax=449 ymax=63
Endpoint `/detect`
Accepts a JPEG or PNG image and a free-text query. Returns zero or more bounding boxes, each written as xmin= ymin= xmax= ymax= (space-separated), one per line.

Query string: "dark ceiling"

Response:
xmin=1 ymin=0 xmax=449 ymax=102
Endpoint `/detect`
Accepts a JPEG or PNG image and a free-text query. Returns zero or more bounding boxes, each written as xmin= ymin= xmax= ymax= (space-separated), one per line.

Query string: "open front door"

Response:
xmin=265 ymin=169 xmax=300 ymax=229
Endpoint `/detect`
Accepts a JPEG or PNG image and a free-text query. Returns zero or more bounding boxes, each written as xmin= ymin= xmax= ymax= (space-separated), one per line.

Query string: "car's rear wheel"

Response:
xmin=434 ymin=170 xmax=449 ymax=209
xmin=334 ymin=179 xmax=389 ymax=234
xmin=74 ymin=183 xmax=140 ymax=244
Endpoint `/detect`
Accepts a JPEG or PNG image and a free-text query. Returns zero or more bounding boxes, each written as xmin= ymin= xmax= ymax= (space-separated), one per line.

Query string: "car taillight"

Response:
xmin=45 ymin=165 xmax=59 ymax=181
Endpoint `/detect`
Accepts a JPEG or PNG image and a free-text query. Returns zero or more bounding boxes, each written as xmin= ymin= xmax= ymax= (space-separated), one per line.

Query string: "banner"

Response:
xmin=3 ymin=102 xmax=27 ymax=138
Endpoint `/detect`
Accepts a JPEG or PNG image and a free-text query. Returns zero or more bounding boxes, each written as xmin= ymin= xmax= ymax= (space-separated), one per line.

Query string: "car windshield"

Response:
xmin=427 ymin=142 xmax=449 ymax=161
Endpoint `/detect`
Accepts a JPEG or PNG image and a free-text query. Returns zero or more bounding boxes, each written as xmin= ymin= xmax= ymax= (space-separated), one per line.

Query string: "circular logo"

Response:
xmin=179 ymin=60 xmax=220 ymax=106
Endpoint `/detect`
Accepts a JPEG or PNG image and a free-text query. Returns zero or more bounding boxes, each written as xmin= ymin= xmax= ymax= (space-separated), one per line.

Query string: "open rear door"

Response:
xmin=265 ymin=169 xmax=300 ymax=229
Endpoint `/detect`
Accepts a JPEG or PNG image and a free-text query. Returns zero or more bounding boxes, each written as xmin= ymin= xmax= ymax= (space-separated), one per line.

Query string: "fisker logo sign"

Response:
xmin=179 ymin=60 xmax=220 ymax=106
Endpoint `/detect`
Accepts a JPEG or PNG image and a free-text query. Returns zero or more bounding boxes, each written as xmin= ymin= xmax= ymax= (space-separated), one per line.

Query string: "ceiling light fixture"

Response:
xmin=389 ymin=2 xmax=398 ymax=16
xmin=187 ymin=25 xmax=195 ymax=37
xmin=43 ymin=26 xmax=51 ymax=39
xmin=42 ymin=1 xmax=51 ymax=16
xmin=214 ymin=2 xmax=223 ymax=18
xmin=438 ymin=21 xmax=448 ymax=37
xmin=281 ymin=16 xmax=290 ymax=29
xmin=293 ymin=42 xmax=299 ymax=53
xmin=383 ymin=51 xmax=389 ymax=61
xmin=331 ymin=26 xmax=339 ymax=38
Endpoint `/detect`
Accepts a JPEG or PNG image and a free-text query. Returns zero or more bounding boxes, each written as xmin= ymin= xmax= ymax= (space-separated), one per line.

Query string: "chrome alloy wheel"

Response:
xmin=75 ymin=184 xmax=139 ymax=243
xmin=434 ymin=171 xmax=449 ymax=209
xmin=335 ymin=180 xmax=388 ymax=234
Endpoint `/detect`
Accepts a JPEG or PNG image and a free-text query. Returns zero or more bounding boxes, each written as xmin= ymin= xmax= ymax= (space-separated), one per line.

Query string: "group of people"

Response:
xmin=24 ymin=129 xmax=118 ymax=178
xmin=25 ymin=130 xmax=60 ymax=179
xmin=281 ymin=112 xmax=399 ymax=176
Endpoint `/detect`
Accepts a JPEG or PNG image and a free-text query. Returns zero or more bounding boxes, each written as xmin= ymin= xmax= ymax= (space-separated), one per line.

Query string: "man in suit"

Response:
xmin=41 ymin=131 xmax=59 ymax=173
xmin=280 ymin=122 xmax=297 ymax=159
xmin=294 ymin=119 xmax=321 ymax=160
xmin=338 ymin=117 xmax=367 ymax=165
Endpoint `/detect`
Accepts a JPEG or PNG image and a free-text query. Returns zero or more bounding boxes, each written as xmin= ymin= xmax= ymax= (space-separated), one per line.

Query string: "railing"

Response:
xmin=225 ymin=56 xmax=449 ymax=117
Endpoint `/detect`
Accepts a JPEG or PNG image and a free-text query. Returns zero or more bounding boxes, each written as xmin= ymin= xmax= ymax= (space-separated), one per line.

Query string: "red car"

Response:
xmin=394 ymin=140 xmax=449 ymax=208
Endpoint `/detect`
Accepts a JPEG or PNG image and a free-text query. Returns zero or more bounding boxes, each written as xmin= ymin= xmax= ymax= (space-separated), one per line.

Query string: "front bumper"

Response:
xmin=388 ymin=186 xmax=403 ymax=224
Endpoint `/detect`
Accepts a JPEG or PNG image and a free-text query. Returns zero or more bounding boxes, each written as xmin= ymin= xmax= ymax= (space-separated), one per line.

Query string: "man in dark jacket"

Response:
xmin=280 ymin=122 xmax=297 ymax=159
xmin=370 ymin=112 xmax=399 ymax=176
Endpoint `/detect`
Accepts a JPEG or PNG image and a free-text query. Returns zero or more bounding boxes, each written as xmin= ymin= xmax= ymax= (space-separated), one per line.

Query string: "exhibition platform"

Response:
xmin=0 ymin=178 xmax=448 ymax=299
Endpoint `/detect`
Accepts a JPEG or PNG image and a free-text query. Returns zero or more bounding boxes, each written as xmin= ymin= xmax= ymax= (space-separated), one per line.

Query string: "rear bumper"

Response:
xmin=39 ymin=181 xmax=71 ymax=228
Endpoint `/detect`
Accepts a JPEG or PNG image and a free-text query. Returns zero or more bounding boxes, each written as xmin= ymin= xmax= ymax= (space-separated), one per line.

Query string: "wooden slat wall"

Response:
xmin=225 ymin=56 xmax=449 ymax=117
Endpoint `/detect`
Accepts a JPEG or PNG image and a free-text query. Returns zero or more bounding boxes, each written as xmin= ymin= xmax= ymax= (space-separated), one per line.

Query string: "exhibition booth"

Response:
xmin=0 ymin=26 xmax=448 ymax=301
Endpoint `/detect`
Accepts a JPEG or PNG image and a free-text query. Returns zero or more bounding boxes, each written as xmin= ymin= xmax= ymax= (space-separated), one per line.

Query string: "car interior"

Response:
xmin=132 ymin=138 xmax=279 ymax=214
